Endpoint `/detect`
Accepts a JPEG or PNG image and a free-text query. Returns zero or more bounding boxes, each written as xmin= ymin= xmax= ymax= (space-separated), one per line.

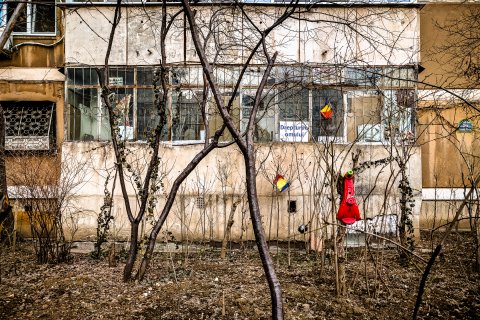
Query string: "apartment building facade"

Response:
xmin=14 ymin=1 xmax=480 ymax=242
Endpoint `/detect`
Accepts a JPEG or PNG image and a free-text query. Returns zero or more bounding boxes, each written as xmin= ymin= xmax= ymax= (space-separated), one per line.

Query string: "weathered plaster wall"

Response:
xmin=64 ymin=5 xmax=419 ymax=66
xmin=417 ymin=102 xmax=480 ymax=188
xmin=419 ymin=3 xmax=480 ymax=89
xmin=62 ymin=142 xmax=422 ymax=241
xmin=0 ymin=80 xmax=65 ymax=146
xmin=417 ymin=3 xmax=480 ymax=228
xmin=0 ymin=7 xmax=64 ymax=68
xmin=418 ymin=4 xmax=480 ymax=188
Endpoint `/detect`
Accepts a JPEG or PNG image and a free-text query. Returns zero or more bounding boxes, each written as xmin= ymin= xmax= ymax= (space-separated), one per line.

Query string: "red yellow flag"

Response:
xmin=320 ymin=102 xmax=333 ymax=120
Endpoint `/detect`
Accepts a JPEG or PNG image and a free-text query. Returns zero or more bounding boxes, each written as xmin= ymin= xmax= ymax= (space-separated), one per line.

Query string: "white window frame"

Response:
xmin=9 ymin=0 xmax=57 ymax=36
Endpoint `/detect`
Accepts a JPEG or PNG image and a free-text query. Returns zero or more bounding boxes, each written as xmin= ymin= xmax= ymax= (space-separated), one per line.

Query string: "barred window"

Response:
xmin=2 ymin=101 xmax=55 ymax=151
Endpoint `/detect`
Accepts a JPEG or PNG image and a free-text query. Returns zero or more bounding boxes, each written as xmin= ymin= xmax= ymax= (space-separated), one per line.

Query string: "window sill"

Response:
xmin=12 ymin=34 xmax=57 ymax=39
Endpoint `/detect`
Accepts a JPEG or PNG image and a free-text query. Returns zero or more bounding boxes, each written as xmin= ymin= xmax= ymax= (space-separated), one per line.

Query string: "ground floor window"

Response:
xmin=1 ymin=101 xmax=55 ymax=151
xmin=65 ymin=65 xmax=416 ymax=144
xmin=347 ymin=90 xmax=415 ymax=143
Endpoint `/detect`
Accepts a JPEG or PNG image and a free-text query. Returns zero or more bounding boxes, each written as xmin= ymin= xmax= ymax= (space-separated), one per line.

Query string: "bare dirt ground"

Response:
xmin=0 ymin=233 xmax=479 ymax=320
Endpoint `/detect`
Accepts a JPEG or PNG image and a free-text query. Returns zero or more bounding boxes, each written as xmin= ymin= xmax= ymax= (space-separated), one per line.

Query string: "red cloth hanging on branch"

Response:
xmin=337 ymin=170 xmax=361 ymax=225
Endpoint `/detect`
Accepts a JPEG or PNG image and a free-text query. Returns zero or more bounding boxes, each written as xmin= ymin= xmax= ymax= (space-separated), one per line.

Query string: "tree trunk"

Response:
xmin=0 ymin=105 xmax=11 ymax=227
xmin=476 ymin=219 xmax=480 ymax=272
xmin=244 ymin=151 xmax=283 ymax=319
xmin=123 ymin=221 xmax=140 ymax=281
xmin=220 ymin=198 xmax=240 ymax=259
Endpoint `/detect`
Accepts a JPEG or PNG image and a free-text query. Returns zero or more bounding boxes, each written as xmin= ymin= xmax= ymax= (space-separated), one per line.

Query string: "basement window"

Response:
xmin=2 ymin=101 xmax=56 ymax=151
xmin=288 ymin=200 xmax=297 ymax=213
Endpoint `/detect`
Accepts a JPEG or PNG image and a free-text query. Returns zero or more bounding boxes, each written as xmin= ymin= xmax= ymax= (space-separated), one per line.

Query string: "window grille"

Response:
xmin=196 ymin=196 xmax=205 ymax=209
xmin=3 ymin=102 xmax=55 ymax=151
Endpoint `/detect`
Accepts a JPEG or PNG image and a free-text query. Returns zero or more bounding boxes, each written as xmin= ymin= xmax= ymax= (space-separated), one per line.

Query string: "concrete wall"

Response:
xmin=64 ymin=5 xmax=419 ymax=66
xmin=418 ymin=3 xmax=480 ymax=187
xmin=62 ymin=141 xmax=422 ymax=241
xmin=419 ymin=3 xmax=480 ymax=89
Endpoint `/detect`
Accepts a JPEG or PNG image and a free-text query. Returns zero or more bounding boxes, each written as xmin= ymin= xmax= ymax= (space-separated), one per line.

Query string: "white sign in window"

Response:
xmin=109 ymin=77 xmax=124 ymax=86
xmin=279 ymin=121 xmax=309 ymax=142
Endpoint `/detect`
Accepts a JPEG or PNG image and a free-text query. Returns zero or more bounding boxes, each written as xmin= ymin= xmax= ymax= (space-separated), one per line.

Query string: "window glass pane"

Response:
xmin=111 ymin=88 xmax=133 ymax=140
xmin=380 ymin=67 xmax=416 ymax=88
xmin=85 ymin=68 xmax=99 ymax=86
xmin=214 ymin=67 xmax=240 ymax=87
xmin=278 ymin=88 xmax=309 ymax=121
xmin=382 ymin=90 xmax=415 ymax=141
xmin=138 ymin=67 xmax=155 ymax=86
xmin=241 ymin=68 xmax=264 ymax=87
xmin=207 ymin=92 xmax=240 ymax=142
xmin=74 ymin=68 xmax=83 ymax=85
xmin=137 ymin=88 xmax=167 ymax=141
xmin=345 ymin=67 xmax=381 ymax=87
xmin=66 ymin=88 xmax=101 ymax=141
xmin=272 ymin=66 xmax=310 ymax=85
xmin=68 ymin=68 xmax=99 ymax=86
xmin=7 ymin=2 xmax=27 ymax=33
xmin=1 ymin=4 xmax=7 ymax=28
xmin=66 ymin=68 xmax=75 ymax=86
xmin=32 ymin=0 xmax=55 ymax=33
xmin=346 ymin=91 xmax=383 ymax=142
xmin=312 ymin=89 xmax=344 ymax=140
xmin=346 ymin=89 xmax=415 ymax=143
xmin=171 ymin=66 xmax=204 ymax=86
xmin=240 ymin=89 xmax=276 ymax=142
xmin=171 ymin=90 xmax=204 ymax=141
xmin=312 ymin=66 xmax=342 ymax=85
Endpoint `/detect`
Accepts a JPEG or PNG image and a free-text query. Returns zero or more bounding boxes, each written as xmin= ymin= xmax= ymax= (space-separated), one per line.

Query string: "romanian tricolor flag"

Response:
xmin=320 ymin=100 xmax=333 ymax=120
xmin=273 ymin=174 xmax=290 ymax=192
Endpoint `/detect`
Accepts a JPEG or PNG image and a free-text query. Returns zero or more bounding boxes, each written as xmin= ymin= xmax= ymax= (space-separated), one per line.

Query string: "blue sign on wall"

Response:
xmin=458 ymin=119 xmax=474 ymax=133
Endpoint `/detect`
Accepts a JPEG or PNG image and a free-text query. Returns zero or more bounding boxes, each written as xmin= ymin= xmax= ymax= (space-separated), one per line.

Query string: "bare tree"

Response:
xmin=7 ymin=153 xmax=89 ymax=263
xmin=72 ymin=2 xmax=425 ymax=318
xmin=94 ymin=0 xmax=235 ymax=281
xmin=0 ymin=105 xmax=11 ymax=230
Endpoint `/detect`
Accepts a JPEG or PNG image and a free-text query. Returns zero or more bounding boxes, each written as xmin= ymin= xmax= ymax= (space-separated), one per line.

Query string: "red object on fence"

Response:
xmin=337 ymin=170 xmax=361 ymax=225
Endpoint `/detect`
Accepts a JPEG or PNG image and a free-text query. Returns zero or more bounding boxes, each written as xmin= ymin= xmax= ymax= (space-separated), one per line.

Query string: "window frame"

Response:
xmin=65 ymin=66 xmax=208 ymax=144
xmin=65 ymin=65 xmax=417 ymax=145
xmin=7 ymin=0 xmax=57 ymax=36
xmin=346 ymin=89 xmax=416 ymax=145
